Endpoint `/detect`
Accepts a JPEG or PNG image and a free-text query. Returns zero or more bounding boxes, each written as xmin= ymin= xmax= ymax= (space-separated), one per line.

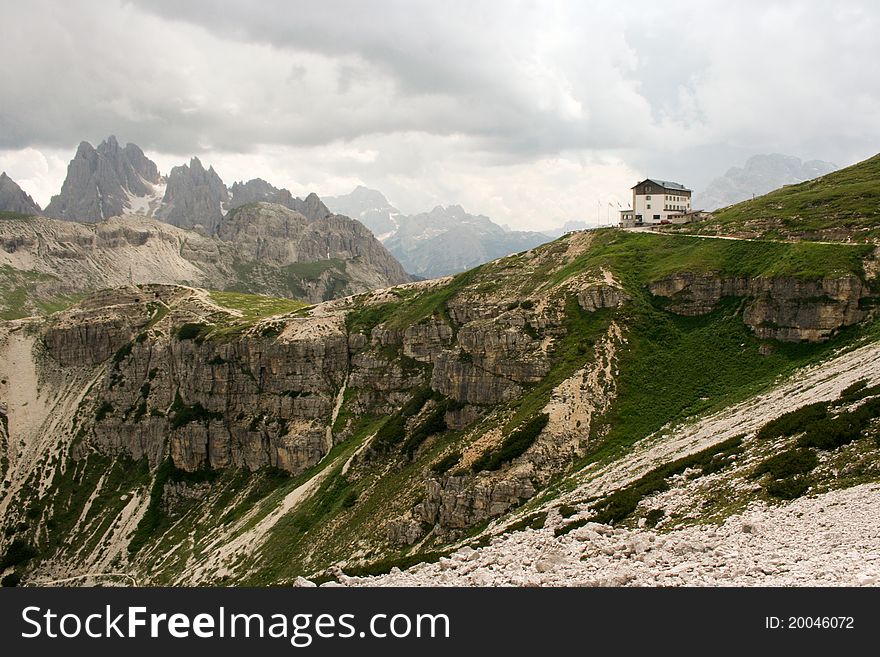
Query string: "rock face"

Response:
xmin=693 ymin=153 xmax=837 ymax=211
xmin=157 ymin=157 xmax=228 ymax=233
xmin=42 ymin=286 xmax=349 ymax=473
xmin=649 ymin=273 xmax=869 ymax=341
xmin=45 ymin=136 xmax=162 ymax=222
xmin=0 ymin=173 xmax=42 ymax=215
xmin=229 ymin=179 xmax=331 ymax=222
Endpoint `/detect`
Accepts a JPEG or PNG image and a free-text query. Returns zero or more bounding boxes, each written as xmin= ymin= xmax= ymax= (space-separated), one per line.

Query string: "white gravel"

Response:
xmin=345 ymin=483 xmax=880 ymax=587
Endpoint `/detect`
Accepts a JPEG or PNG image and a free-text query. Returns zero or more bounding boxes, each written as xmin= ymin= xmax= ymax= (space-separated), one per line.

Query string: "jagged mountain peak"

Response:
xmin=0 ymin=171 xmax=43 ymax=215
xmin=45 ymin=136 xmax=164 ymax=222
xmin=157 ymin=156 xmax=228 ymax=233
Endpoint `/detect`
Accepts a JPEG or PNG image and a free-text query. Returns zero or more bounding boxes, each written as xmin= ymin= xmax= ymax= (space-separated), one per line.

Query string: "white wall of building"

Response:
xmin=632 ymin=187 xmax=691 ymax=224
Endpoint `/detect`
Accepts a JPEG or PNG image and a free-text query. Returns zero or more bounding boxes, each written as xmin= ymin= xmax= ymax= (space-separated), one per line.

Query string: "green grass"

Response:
xmin=0 ymin=265 xmax=84 ymax=319
xmin=558 ymin=230 xmax=869 ymax=287
xmin=227 ymin=258 xmax=350 ymax=301
xmin=0 ymin=210 xmax=39 ymax=221
xmin=579 ymin=295 xmax=859 ymax=468
xmin=208 ymin=290 xmax=308 ymax=320
xmin=683 ymin=152 xmax=880 ymax=240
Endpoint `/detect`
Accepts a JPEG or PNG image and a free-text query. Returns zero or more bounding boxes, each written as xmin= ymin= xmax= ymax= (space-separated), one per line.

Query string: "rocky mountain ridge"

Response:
xmin=324 ymin=186 xmax=551 ymax=278
xmin=27 ymin=137 xmax=333 ymax=237
xmin=0 ymin=202 xmax=410 ymax=314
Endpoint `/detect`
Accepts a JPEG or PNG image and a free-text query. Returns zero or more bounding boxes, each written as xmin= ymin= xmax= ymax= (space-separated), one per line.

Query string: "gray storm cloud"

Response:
xmin=1 ymin=0 xmax=879 ymax=228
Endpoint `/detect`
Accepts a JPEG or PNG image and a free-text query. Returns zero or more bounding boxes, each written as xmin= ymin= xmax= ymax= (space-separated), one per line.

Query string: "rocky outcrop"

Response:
xmin=649 ymin=272 xmax=870 ymax=341
xmin=417 ymin=474 xmax=536 ymax=529
xmin=0 ymin=173 xmax=42 ymax=215
xmin=158 ymin=157 xmax=228 ymax=233
xmin=45 ymin=136 xmax=162 ymax=222
xmin=229 ymin=179 xmax=331 ymax=221
xmin=429 ymin=316 xmax=550 ymax=405
xmin=577 ymin=284 xmax=630 ymax=312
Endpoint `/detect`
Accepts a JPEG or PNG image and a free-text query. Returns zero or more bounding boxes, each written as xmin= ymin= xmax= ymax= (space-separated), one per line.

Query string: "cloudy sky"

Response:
xmin=1 ymin=0 xmax=879 ymax=230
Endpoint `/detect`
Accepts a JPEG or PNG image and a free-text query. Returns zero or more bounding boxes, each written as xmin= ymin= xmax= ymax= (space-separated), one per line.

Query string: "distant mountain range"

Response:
xmin=0 ymin=137 xmax=410 ymax=312
xmin=694 ymin=154 xmax=837 ymax=211
xmin=324 ymin=186 xmax=551 ymax=278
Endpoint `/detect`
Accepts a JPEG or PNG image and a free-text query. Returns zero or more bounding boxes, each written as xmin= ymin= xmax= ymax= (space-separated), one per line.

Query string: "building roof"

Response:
xmin=632 ymin=178 xmax=691 ymax=192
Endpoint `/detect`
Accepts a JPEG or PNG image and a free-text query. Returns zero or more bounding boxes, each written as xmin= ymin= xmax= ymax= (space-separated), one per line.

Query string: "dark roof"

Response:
xmin=632 ymin=178 xmax=691 ymax=192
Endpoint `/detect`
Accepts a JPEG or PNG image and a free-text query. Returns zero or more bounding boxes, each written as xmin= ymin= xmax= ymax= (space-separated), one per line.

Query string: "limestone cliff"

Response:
xmin=649 ymin=272 xmax=869 ymax=341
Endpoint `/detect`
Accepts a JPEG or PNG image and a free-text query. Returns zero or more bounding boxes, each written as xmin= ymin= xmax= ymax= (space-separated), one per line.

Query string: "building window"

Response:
xmin=646 ymin=195 xmax=651 ymax=200
xmin=647 ymin=204 xmax=651 ymax=209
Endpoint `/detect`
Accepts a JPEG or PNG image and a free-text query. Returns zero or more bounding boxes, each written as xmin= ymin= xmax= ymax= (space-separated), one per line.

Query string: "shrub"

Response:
xmin=504 ymin=511 xmax=547 ymax=533
xmin=753 ymin=448 xmax=818 ymax=480
xmin=554 ymin=517 xmax=589 ymax=537
xmin=94 ymin=401 xmax=114 ymax=422
xmin=372 ymin=414 xmax=407 ymax=452
xmin=431 ymin=452 xmax=461 ymax=475
xmin=402 ymin=403 xmax=448 ymax=457
xmin=519 ymin=299 xmax=535 ymax=310
xmin=128 ymin=458 xmax=174 ymax=554
xmin=401 ymin=387 xmax=434 ymax=418
xmin=796 ymin=416 xmax=863 ymax=450
xmin=472 ymin=413 xmax=549 ymax=472
xmin=112 ymin=342 xmax=133 ymax=364
xmin=765 ymin=476 xmax=810 ymax=500
xmin=0 ymin=539 xmax=37 ymax=569
xmin=839 ymin=379 xmax=868 ymax=402
xmin=1 ymin=571 xmax=22 ymax=587
xmin=756 ymin=402 xmax=829 ymax=441
xmin=558 ymin=504 xmax=579 ymax=518
xmin=587 ymin=435 xmax=744 ymax=526
xmin=644 ymin=508 xmax=665 ymax=527
xmin=169 ymin=392 xmax=222 ymax=429
xmin=342 ymin=490 xmax=359 ymax=508
xmin=175 ymin=322 xmax=207 ymax=341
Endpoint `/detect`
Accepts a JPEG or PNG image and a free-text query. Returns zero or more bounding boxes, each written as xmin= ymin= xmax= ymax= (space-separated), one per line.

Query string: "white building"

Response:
xmin=620 ymin=178 xmax=692 ymax=226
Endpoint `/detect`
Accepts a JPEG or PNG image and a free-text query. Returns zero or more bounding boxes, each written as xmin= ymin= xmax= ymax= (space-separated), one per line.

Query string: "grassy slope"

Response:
xmin=208 ymin=290 xmax=308 ymax=320
xmin=679 ymin=152 xmax=880 ymax=240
